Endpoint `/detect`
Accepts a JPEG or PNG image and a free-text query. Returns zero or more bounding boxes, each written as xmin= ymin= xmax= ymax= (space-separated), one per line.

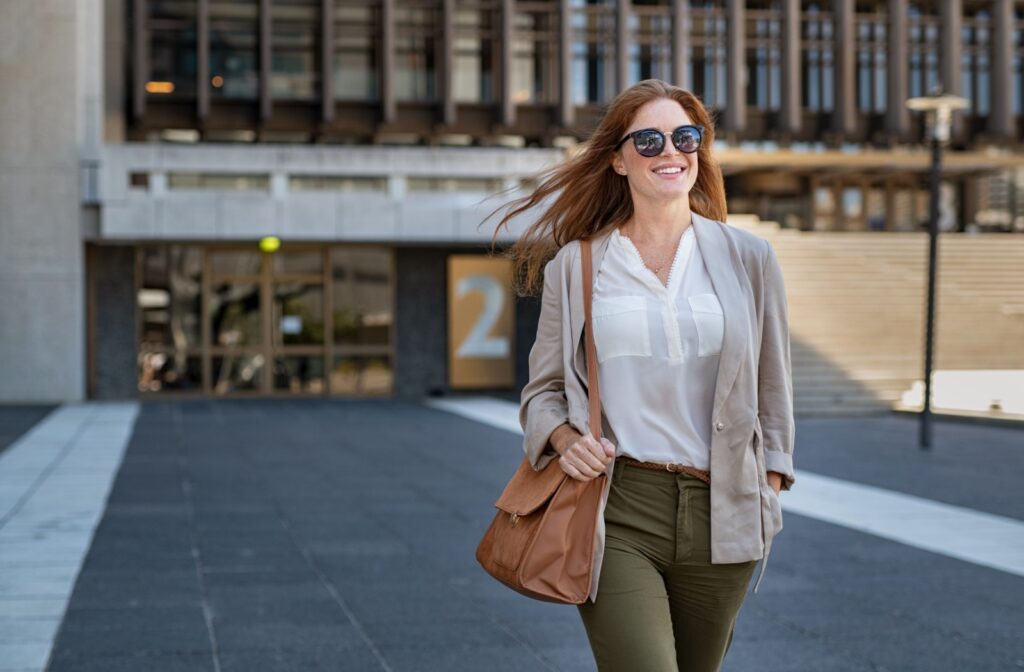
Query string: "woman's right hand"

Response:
xmin=558 ymin=432 xmax=616 ymax=482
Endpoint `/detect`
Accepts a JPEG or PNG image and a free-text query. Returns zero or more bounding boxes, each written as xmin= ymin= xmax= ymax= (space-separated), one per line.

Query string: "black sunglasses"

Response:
xmin=615 ymin=124 xmax=704 ymax=157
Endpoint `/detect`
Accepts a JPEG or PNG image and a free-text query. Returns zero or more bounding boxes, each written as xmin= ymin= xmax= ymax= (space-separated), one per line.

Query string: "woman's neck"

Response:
xmin=620 ymin=201 xmax=693 ymax=245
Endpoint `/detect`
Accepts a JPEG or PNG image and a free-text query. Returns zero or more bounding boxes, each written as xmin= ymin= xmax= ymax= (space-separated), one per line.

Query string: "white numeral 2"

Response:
xmin=455 ymin=274 xmax=510 ymax=358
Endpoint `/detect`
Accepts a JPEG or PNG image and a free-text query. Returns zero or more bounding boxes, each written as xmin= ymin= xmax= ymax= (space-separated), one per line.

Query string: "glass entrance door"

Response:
xmin=270 ymin=250 xmax=326 ymax=394
xmin=206 ymin=248 xmax=268 ymax=395
xmin=205 ymin=247 xmax=328 ymax=396
xmin=138 ymin=243 xmax=393 ymax=397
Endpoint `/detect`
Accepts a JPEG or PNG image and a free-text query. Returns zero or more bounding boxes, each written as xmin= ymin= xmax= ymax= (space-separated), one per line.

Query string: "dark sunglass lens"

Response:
xmin=673 ymin=127 xmax=701 ymax=152
xmin=634 ymin=130 xmax=664 ymax=157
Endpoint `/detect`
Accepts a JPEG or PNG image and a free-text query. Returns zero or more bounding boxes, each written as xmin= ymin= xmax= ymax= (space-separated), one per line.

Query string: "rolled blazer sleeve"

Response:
xmin=758 ymin=242 xmax=796 ymax=490
xmin=519 ymin=256 xmax=570 ymax=471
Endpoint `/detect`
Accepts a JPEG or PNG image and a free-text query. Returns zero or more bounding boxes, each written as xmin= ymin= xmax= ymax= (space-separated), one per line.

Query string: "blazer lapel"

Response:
xmin=571 ymin=229 xmax=613 ymax=385
xmin=692 ymin=212 xmax=748 ymax=424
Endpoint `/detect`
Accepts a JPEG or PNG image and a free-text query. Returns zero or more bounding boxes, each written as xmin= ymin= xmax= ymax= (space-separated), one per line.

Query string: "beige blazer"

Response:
xmin=518 ymin=210 xmax=796 ymax=600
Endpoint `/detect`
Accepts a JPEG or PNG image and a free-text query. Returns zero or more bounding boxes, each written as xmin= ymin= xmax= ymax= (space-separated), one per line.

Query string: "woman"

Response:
xmin=492 ymin=79 xmax=795 ymax=671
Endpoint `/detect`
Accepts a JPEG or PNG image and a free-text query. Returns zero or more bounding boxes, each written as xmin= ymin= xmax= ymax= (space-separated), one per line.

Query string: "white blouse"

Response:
xmin=591 ymin=224 xmax=724 ymax=470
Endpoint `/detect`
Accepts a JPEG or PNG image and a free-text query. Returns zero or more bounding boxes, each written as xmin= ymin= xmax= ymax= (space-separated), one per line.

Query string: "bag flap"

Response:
xmin=494 ymin=456 xmax=567 ymax=516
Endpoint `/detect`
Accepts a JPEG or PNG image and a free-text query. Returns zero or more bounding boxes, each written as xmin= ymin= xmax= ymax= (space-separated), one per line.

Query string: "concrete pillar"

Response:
xmin=441 ymin=0 xmax=455 ymax=126
xmin=962 ymin=175 xmax=980 ymax=229
xmin=725 ymin=0 xmax=746 ymax=135
xmin=672 ymin=0 xmax=690 ymax=90
xmin=500 ymin=0 xmax=515 ymax=126
xmin=258 ymin=0 xmax=270 ymax=119
xmin=322 ymin=0 xmax=334 ymax=123
xmin=940 ymin=0 xmax=964 ymax=140
xmin=559 ymin=0 xmax=574 ymax=126
xmin=833 ymin=181 xmax=844 ymax=231
xmin=80 ymin=0 xmax=103 ymax=163
xmin=260 ymin=0 xmax=272 ymax=121
xmin=781 ymin=0 xmax=802 ymax=137
xmin=0 ymin=0 xmax=86 ymax=401
xmin=990 ymin=0 xmax=1014 ymax=139
xmin=617 ymin=0 xmax=630 ymax=92
xmin=131 ymin=0 xmax=146 ymax=120
xmin=886 ymin=0 xmax=910 ymax=140
xmin=381 ymin=0 xmax=397 ymax=124
xmin=884 ymin=178 xmax=895 ymax=231
xmin=87 ymin=245 xmax=138 ymax=399
xmin=105 ymin=0 xmax=126 ymax=142
xmin=197 ymin=0 xmax=209 ymax=121
xmin=833 ymin=0 xmax=856 ymax=138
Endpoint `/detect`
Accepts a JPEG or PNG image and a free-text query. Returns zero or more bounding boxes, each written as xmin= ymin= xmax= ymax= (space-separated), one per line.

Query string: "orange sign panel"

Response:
xmin=448 ymin=255 xmax=515 ymax=389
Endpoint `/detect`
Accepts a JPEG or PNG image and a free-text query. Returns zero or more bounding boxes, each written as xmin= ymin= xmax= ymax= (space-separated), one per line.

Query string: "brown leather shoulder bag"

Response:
xmin=475 ymin=237 xmax=605 ymax=604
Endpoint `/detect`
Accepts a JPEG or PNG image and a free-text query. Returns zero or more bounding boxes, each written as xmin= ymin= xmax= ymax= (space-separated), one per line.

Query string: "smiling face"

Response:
xmin=610 ymin=97 xmax=701 ymax=203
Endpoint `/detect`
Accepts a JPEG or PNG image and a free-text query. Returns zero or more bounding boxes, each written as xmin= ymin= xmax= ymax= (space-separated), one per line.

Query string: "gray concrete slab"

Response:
xmin=42 ymin=399 xmax=1024 ymax=671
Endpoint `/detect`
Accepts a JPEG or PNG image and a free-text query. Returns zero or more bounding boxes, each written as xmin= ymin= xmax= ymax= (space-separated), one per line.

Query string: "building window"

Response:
xmin=690 ymin=2 xmax=727 ymax=109
xmin=855 ymin=8 xmax=886 ymax=113
xmin=630 ymin=1 xmax=673 ymax=86
xmin=334 ymin=0 xmax=380 ymax=100
xmin=331 ymin=248 xmax=393 ymax=396
xmin=148 ymin=0 xmax=198 ymax=98
xmin=907 ymin=3 xmax=940 ymax=99
xmin=406 ymin=177 xmax=504 ymax=192
xmin=272 ymin=0 xmax=320 ymax=101
xmin=209 ymin=0 xmax=259 ymax=100
xmin=168 ymin=173 xmax=270 ymax=190
xmin=289 ymin=175 xmax=387 ymax=191
xmin=746 ymin=2 xmax=782 ymax=111
xmin=511 ymin=2 xmax=559 ymax=104
xmin=1015 ymin=10 xmax=1024 ymax=116
xmin=801 ymin=3 xmax=834 ymax=112
xmin=962 ymin=9 xmax=991 ymax=118
xmin=273 ymin=283 xmax=325 ymax=347
xmin=572 ymin=0 xmax=617 ymax=105
xmin=454 ymin=1 xmax=499 ymax=103
xmin=396 ymin=0 xmax=441 ymax=101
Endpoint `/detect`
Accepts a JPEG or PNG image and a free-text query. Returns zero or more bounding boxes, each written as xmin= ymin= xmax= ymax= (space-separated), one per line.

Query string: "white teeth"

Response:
xmin=655 ymin=167 xmax=683 ymax=174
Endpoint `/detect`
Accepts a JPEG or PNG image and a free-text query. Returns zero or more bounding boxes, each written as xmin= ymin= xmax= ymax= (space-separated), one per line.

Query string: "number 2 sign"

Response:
xmin=448 ymin=255 xmax=515 ymax=389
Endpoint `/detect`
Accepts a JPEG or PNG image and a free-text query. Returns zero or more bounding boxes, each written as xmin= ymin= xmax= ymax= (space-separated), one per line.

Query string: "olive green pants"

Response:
xmin=577 ymin=459 xmax=758 ymax=672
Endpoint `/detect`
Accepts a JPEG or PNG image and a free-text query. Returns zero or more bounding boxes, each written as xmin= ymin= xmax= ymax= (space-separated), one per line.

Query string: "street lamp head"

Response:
xmin=905 ymin=94 xmax=971 ymax=113
xmin=906 ymin=93 xmax=971 ymax=143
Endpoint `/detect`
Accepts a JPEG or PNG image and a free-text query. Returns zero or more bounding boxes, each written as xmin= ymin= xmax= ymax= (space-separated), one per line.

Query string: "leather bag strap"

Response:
xmin=580 ymin=238 xmax=602 ymax=440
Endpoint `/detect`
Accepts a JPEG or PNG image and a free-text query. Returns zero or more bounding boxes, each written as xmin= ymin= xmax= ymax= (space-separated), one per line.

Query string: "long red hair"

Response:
xmin=487 ymin=79 xmax=728 ymax=297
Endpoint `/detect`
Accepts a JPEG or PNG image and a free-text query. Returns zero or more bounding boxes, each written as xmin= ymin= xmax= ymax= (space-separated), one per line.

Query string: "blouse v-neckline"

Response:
xmin=613 ymin=225 xmax=695 ymax=297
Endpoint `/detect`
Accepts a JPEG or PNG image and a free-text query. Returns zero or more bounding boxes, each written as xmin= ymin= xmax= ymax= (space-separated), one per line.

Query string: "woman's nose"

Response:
xmin=660 ymin=136 xmax=682 ymax=157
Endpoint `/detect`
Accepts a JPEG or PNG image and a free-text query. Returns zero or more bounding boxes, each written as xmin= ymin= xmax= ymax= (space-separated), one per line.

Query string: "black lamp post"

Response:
xmin=905 ymin=88 xmax=969 ymax=449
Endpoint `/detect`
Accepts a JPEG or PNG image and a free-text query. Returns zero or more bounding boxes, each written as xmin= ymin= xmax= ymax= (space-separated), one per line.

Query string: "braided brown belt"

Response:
xmin=617 ymin=456 xmax=711 ymax=485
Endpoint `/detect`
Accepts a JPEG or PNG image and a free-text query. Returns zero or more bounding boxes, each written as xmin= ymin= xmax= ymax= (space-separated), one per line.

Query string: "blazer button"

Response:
xmin=715 ymin=421 xmax=725 ymax=431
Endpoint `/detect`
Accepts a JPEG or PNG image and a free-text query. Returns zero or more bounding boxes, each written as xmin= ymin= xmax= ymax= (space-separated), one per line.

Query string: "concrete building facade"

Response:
xmin=1 ymin=0 xmax=1023 ymax=402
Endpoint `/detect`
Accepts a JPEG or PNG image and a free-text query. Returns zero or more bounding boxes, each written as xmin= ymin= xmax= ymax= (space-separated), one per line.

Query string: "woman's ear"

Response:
xmin=610 ymin=154 xmax=626 ymax=176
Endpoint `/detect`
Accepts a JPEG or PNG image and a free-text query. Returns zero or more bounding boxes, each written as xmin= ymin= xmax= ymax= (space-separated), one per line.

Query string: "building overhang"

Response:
xmin=716 ymin=146 xmax=1021 ymax=178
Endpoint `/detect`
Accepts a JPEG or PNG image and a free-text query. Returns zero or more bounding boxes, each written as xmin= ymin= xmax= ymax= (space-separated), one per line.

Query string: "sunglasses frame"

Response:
xmin=615 ymin=124 xmax=705 ymax=157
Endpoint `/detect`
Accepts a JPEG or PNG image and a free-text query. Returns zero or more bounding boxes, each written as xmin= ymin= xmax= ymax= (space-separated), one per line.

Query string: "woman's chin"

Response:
xmin=651 ymin=185 xmax=692 ymax=200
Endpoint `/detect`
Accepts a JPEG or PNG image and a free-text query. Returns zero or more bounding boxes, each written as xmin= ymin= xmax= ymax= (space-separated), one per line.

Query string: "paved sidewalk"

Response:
xmin=3 ymin=399 xmax=1021 ymax=671
xmin=0 ymin=403 xmax=138 ymax=672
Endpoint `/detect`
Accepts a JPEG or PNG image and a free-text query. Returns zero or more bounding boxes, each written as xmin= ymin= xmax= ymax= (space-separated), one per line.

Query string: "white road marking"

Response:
xmin=0 ymin=403 xmax=139 ymax=672
xmin=426 ymin=396 xmax=1024 ymax=578
xmin=424 ymin=397 xmax=525 ymax=435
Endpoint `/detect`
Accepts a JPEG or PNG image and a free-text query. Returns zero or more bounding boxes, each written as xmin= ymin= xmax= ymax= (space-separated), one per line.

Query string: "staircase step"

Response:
xmin=727 ymin=214 xmax=1024 ymax=416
